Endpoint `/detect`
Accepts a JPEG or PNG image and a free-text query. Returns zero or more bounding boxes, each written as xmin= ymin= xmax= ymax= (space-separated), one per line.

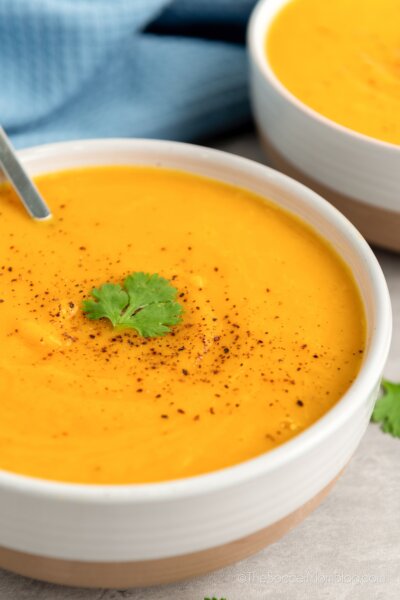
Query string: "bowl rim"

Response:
xmin=248 ymin=0 xmax=400 ymax=153
xmin=0 ymin=138 xmax=392 ymax=503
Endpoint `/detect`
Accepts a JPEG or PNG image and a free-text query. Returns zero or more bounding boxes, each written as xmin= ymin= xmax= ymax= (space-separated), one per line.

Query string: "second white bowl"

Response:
xmin=248 ymin=0 xmax=400 ymax=251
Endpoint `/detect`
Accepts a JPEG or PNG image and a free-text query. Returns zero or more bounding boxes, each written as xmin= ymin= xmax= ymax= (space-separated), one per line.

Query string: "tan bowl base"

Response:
xmin=260 ymin=135 xmax=400 ymax=252
xmin=0 ymin=476 xmax=338 ymax=589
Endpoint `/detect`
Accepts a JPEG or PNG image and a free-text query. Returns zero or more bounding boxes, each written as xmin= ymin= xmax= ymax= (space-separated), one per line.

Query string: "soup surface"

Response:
xmin=267 ymin=0 xmax=400 ymax=145
xmin=0 ymin=167 xmax=365 ymax=484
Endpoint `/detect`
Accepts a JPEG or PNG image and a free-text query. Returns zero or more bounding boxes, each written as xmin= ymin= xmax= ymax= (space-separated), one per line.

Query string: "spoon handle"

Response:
xmin=0 ymin=127 xmax=52 ymax=221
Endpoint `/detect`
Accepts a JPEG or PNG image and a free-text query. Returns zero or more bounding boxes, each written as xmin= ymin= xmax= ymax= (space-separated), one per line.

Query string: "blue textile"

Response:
xmin=0 ymin=0 xmax=257 ymax=149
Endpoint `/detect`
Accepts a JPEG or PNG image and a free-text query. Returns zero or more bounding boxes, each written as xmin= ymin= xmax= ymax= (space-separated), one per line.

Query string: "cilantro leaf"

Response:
xmin=128 ymin=301 xmax=183 ymax=338
xmin=82 ymin=272 xmax=183 ymax=338
xmin=371 ymin=379 xmax=400 ymax=438
xmin=124 ymin=272 xmax=178 ymax=307
xmin=82 ymin=283 xmax=129 ymax=326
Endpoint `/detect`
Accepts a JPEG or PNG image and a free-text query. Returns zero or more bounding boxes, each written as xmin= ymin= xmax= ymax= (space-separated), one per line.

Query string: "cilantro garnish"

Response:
xmin=371 ymin=379 xmax=400 ymax=438
xmin=82 ymin=272 xmax=183 ymax=338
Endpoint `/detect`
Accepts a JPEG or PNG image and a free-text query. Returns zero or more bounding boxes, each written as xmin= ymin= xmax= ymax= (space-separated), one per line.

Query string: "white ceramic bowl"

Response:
xmin=248 ymin=0 xmax=400 ymax=251
xmin=0 ymin=139 xmax=392 ymax=588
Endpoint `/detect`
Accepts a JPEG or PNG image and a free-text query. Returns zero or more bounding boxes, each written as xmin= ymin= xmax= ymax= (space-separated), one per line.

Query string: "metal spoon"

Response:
xmin=0 ymin=127 xmax=52 ymax=221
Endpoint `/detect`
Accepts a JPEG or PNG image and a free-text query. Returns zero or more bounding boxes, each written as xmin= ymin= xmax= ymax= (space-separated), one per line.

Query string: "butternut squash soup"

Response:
xmin=267 ymin=0 xmax=400 ymax=145
xmin=0 ymin=167 xmax=365 ymax=484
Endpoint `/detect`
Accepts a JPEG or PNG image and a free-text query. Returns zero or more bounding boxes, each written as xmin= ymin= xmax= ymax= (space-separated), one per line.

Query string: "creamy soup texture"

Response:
xmin=0 ymin=167 xmax=365 ymax=483
xmin=267 ymin=0 xmax=400 ymax=145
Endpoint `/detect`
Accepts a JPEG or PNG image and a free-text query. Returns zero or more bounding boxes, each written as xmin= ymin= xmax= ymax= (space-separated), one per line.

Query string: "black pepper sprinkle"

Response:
xmin=296 ymin=400 xmax=304 ymax=407
xmin=182 ymin=369 xmax=189 ymax=376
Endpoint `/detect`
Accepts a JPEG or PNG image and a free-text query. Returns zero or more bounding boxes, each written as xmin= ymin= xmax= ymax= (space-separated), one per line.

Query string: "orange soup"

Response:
xmin=267 ymin=0 xmax=400 ymax=145
xmin=0 ymin=167 xmax=365 ymax=484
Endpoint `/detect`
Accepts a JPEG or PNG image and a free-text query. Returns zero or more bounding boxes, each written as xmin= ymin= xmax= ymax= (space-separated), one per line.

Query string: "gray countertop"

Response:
xmin=0 ymin=132 xmax=399 ymax=600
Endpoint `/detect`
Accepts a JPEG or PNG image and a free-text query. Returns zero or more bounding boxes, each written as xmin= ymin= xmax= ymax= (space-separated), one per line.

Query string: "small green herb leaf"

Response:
xmin=83 ymin=283 xmax=129 ymax=326
xmin=371 ymin=379 xmax=400 ymax=438
xmin=128 ymin=301 xmax=183 ymax=338
xmin=124 ymin=272 xmax=178 ymax=307
xmin=83 ymin=272 xmax=183 ymax=338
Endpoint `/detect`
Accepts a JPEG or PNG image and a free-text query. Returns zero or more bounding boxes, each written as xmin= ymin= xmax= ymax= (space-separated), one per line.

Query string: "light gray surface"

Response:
xmin=0 ymin=132 xmax=399 ymax=599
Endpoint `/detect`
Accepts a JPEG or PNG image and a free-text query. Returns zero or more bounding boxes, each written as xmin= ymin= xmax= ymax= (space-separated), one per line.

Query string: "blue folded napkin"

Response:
xmin=0 ymin=0 xmax=257 ymax=149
